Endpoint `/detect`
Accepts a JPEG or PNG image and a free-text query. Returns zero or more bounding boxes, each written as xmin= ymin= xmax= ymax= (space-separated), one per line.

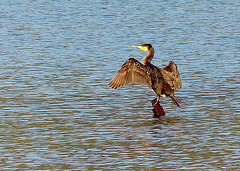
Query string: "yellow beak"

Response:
xmin=133 ymin=45 xmax=148 ymax=52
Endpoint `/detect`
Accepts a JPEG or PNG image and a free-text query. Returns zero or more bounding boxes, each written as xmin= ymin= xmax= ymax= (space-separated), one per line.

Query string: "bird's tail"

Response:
xmin=170 ymin=94 xmax=184 ymax=109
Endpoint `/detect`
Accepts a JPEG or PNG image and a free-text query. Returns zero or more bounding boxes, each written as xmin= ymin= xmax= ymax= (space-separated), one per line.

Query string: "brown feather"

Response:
xmin=160 ymin=61 xmax=182 ymax=90
xmin=108 ymin=44 xmax=184 ymax=109
xmin=108 ymin=58 xmax=152 ymax=89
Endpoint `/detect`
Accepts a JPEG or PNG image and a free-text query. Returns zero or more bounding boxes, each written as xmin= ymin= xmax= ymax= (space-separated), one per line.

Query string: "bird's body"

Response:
xmin=108 ymin=44 xmax=184 ymax=109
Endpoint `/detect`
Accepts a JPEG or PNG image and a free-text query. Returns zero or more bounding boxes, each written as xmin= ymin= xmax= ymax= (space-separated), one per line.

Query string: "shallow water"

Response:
xmin=0 ymin=0 xmax=239 ymax=170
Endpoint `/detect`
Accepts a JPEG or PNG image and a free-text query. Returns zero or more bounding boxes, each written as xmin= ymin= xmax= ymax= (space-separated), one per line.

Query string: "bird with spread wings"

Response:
xmin=108 ymin=44 xmax=184 ymax=109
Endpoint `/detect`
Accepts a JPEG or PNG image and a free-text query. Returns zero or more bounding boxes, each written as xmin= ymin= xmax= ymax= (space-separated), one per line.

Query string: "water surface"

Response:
xmin=0 ymin=0 xmax=239 ymax=170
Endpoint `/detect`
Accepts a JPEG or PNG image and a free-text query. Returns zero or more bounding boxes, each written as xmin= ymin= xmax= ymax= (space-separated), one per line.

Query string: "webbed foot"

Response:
xmin=151 ymin=95 xmax=160 ymax=107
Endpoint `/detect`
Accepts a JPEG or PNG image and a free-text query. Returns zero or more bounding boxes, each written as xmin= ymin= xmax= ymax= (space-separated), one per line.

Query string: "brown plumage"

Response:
xmin=108 ymin=44 xmax=184 ymax=109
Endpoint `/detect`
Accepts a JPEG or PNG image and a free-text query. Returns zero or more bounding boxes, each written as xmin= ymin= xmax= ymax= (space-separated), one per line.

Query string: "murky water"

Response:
xmin=0 ymin=0 xmax=239 ymax=170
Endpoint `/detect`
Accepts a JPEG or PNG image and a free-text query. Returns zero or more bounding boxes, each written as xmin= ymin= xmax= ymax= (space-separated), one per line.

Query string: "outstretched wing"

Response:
xmin=108 ymin=58 xmax=152 ymax=89
xmin=160 ymin=61 xmax=182 ymax=90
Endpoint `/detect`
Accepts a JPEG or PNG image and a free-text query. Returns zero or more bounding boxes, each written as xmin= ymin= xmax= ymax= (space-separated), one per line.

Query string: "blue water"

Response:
xmin=0 ymin=0 xmax=239 ymax=170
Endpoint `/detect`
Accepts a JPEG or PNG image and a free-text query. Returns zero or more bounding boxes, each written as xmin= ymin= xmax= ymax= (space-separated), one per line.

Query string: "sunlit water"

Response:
xmin=0 ymin=0 xmax=239 ymax=170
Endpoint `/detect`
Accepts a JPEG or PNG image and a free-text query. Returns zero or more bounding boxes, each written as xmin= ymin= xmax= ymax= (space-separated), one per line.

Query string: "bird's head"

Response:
xmin=133 ymin=44 xmax=152 ymax=52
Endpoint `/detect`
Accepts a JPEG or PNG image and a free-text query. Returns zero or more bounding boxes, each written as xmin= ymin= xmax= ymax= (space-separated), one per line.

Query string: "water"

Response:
xmin=0 ymin=0 xmax=239 ymax=170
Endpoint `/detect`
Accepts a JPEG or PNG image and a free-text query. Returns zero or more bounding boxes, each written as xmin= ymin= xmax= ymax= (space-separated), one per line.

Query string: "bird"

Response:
xmin=108 ymin=44 xmax=184 ymax=109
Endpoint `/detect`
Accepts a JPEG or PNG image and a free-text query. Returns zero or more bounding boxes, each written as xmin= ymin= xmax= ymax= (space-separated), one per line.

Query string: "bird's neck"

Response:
xmin=142 ymin=48 xmax=154 ymax=65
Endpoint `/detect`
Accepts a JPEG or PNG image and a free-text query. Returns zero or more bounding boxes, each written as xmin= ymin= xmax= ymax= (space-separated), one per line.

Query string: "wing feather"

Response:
xmin=160 ymin=61 xmax=182 ymax=90
xmin=108 ymin=58 xmax=152 ymax=89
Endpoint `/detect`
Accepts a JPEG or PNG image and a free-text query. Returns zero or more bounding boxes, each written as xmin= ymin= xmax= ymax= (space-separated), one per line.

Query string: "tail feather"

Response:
xmin=170 ymin=95 xmax=184 ymax=109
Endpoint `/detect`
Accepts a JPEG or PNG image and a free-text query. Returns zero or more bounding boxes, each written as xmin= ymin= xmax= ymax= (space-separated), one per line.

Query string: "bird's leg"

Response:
xmin=152 ymin=95 xmax=160 ymax=107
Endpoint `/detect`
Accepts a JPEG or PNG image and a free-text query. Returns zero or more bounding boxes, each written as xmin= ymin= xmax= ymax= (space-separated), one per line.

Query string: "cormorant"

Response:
xmin=108 ymin=44 xmax=184 ymax=109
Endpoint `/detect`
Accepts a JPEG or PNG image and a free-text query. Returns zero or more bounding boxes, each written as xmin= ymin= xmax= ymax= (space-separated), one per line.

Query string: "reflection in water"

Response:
xmin=0 ymin=0 xmax=239 ymax=170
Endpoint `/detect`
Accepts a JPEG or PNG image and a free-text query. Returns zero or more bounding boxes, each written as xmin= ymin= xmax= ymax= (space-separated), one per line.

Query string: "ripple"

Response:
xmin=0 ymin=0 xmax=239 ymax=170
